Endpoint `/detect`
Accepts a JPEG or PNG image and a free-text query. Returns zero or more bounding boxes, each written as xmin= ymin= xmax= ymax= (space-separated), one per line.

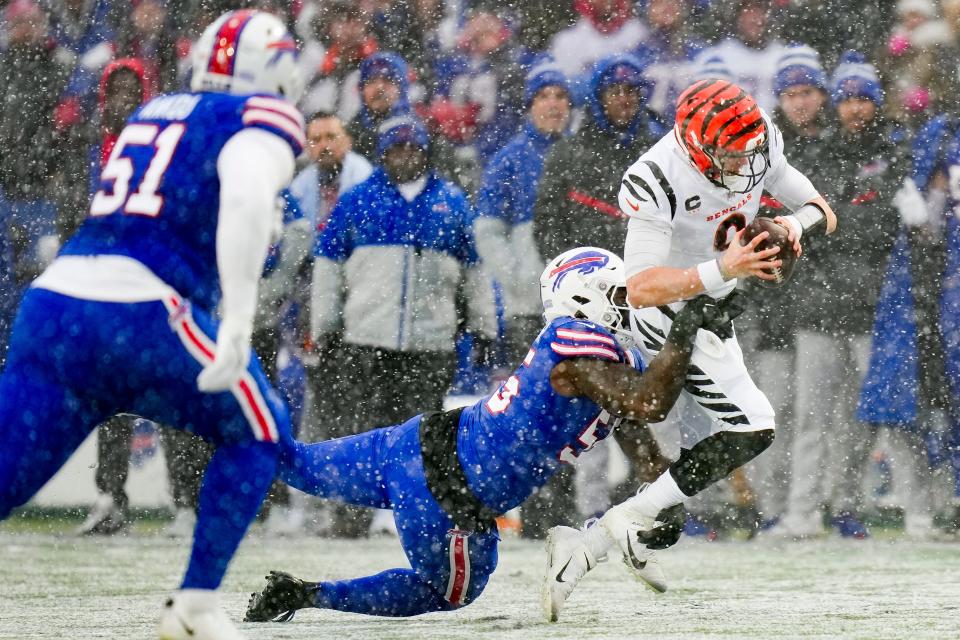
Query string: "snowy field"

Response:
xmin=3 ymin=521 xmax=960 ymax=640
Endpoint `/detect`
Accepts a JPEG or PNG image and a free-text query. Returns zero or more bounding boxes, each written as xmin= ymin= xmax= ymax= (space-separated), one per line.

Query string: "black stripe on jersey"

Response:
xmin=699 ymin=89 xmax=746 ymax=141
xmin=621 ymin=179 xmax=646 ymax=202
xmin=641 ymin=161 xmax=677 ymax=219
xmin=720 ymin=414 xmax=751 ymax=426
xmin=627 ymin=173 xmax=659 ymax=206
xmin=724 ymin=115 xmax=765 ymax=147
xmin=687 ymin=364 xmax=707 ymax=376
xmin=679 ymin=81 xmax=732 ymax=144
xmin=686 ymin=377 xmax=713 ymax=388
xmin=684 ymin=384 xmax=726 ymax=399
xmin=697 ymin=401 xmax=743 ymax=414
xmin=634 ymin=323 xmax=663 ymax=349
xmin=642 ymin=321 xmax=666 ymax=339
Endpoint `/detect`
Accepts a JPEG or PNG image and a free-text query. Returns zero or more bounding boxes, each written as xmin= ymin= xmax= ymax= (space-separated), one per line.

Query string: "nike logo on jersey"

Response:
xmin=626 ymin=534 xmax=647 ymax=570
xmin=625 ymin=198 xmax=640 ymax=211
xmin=555 ymin=557 xmax=573 ymax=583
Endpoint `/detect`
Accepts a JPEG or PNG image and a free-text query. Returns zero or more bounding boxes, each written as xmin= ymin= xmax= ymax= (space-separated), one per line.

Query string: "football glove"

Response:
xmin=197 ymin=317 xmax=252 ymax=392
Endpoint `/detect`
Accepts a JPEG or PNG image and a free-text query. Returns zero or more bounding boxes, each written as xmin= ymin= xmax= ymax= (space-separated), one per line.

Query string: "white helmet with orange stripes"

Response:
xmin=540 ymin=247 xmax=634 ymax=348
xmin=190 ymin=9 xmax=303 ymax=103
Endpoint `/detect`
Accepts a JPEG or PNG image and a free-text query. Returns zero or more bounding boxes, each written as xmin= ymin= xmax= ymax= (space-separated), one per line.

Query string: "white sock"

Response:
xmin=582 ymin=520 xmax=614 ymax=559
xmin=642 ymin=471 xmax=690 ymax=514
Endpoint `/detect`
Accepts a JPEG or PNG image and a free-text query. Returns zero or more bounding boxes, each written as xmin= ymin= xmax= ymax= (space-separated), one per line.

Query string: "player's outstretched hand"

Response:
xmin=719 ymin=227 xmax=782 ymax=282
xmin=197 ymin=318 xmax=252 ymax=392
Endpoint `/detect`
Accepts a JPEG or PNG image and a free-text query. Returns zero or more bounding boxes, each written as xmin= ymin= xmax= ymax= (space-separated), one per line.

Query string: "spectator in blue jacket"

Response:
xmin=309 ymin=115 xmax=495 ymax=535
xmin=346 ymin=52 xmax=412 ymax=160
xmin=473 ymin=59 xmax=570 ymax=362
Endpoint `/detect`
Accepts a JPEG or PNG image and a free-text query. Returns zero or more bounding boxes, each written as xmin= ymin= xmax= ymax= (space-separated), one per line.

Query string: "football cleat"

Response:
xmin=542 ymin=525 xmax=600 ymax=622
xmin=158 ymin=589 xmax=245 ymax=640
xmin=76 ymin=494 xmax=129 ymax=536
xmin=599 ymin=488 xmax=683 ymax=593
xmin=245 ymin=570 xmax=319 ymax=623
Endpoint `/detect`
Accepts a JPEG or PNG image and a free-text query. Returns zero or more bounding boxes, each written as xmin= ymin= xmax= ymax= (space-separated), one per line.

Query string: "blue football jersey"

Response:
xmin=61 ymin=91 xmax=305 ymax=312
xmin=458 ymin=316 xmax=643 ymax=513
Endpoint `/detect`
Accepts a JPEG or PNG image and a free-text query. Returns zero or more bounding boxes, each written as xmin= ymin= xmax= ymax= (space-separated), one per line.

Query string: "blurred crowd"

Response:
xmin=4 ymin=0 xmax=960 ymax=542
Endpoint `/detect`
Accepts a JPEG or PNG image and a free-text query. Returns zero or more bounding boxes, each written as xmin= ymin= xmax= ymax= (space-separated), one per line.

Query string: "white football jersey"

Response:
xmin=619 ymin=111 xmax=815 ymax=297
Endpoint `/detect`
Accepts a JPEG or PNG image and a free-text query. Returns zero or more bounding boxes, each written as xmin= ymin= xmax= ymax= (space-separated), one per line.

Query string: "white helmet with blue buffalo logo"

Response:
xmin=540 ymin=247 xmax=634 ymax=348
xmin=190 ymin=9 xmax=303 ymax=102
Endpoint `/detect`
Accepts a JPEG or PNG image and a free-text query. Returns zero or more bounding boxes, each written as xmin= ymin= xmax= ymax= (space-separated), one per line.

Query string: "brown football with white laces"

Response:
xmin=740 ymin=217 xmax=797 ymax=287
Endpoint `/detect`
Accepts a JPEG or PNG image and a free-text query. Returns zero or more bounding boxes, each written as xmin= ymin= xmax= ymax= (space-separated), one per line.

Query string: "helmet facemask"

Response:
xmin=702 ymin=134 xmax=769 ymax=194
xmin=540 ymin=247 xmax=637 ymax=351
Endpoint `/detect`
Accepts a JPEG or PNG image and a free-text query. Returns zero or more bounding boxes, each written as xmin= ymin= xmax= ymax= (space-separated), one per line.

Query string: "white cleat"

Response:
xmin=612 ymin=526 xmax=667 ymax=593
xmin=542 ymin=525 xmax=599 ymax=622
xmin=158 ymin=589 xmax=245 ymax=640
xmin=75 ymin=493 xmax=128 ymax=536
xmin=599 ymin=495 xmax=668 ymax=593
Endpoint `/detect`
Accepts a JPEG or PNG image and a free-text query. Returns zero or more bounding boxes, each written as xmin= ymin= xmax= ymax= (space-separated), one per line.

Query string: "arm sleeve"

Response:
xmin=764 ymin=160 xmax=821 ymax=212
xmin=257 ymin=217 xmax=313 ymax=316
xmin=473 ymin=216 xmax=516 ymax=286
xmin=216 ymin=127 xmax=295 ymax=336
xmin=475 ymin=152 xmax=513 ymax=221
xmin=310 ymin=256 xmax=344 ymax=339
xmin=762 ymin=113 xmax=820 ymax=211
xmin=618 ymin=161 xmax=675 ymax=278
xmin=623 ymin=215 xmax=673 ymax=278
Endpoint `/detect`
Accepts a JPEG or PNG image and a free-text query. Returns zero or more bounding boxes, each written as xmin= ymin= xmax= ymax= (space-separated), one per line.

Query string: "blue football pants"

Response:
xmin=280 ymin=416 xmax=499 ymax=616
xmin=0 ymin=287 xmax=291 ymax=589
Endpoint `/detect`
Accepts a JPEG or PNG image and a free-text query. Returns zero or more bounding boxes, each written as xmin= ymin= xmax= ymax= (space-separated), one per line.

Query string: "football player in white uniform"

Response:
xmin=543 ymin=79 xmax=837 ymax=621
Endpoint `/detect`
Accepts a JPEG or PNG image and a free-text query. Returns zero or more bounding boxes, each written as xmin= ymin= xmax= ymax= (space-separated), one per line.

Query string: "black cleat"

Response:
xmin=244 ymin=570 xmax=319 ymax=623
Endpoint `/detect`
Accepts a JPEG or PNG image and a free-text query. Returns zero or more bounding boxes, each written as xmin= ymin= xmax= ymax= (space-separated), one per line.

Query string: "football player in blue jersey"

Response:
xmin=0 ymin=10 xmax=305 ymax=640
xmin=244 ymin=247 xmax=733 ymax=622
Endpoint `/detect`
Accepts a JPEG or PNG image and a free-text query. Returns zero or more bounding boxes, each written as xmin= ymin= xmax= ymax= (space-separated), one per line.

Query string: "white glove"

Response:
xmin=893 ymin=178 xmax=929 ymax=226
xmin=197 ymin=317 xmax=252 ymax=392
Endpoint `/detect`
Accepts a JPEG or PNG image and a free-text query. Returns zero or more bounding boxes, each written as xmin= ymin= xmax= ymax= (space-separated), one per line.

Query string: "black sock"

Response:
xmin=669 ymin=429 xmax=774 ymax=496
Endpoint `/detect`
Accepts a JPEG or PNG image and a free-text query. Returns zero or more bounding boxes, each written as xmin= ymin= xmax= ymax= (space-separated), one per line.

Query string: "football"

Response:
xmin=740 ymin=217 xmax=798 ymax=287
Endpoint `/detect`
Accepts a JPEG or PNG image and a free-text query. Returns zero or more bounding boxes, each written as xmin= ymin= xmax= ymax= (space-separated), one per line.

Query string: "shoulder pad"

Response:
xmin=242 ymin=95 xmax=306 ymax=156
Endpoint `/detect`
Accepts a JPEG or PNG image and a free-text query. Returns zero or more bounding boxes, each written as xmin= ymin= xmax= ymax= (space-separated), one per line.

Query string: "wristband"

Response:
xmin=697 ymin=259 xmax=728 ymax=291
xmin=781 ymin=215 xmax=804 ymax=240
xmin=792 ymin=203 xmax=827 ymax=234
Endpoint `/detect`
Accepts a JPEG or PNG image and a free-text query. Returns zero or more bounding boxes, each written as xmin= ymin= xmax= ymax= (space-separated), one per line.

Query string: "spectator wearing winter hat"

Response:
xmin=767 ymin=51 xmax=910 ymax=540
xmin=534 ymin=54 xmax=666 ymax=262
xmin=743 ymin=43 xmax=833 ymax=529
xmin=310 ymin=118 xmax=494 ymax=534
xmin=345 ymin=52 xmax=412 ymax=160
xmin=298 ymin=0 xmax=380 ymax=122
xmin=474 ymin=60 xmax=571 ymax=365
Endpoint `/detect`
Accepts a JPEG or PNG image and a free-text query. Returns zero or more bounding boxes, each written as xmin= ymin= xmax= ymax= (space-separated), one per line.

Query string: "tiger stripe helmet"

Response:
xmin=674 ymin=79 xmax=769 ymax=193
